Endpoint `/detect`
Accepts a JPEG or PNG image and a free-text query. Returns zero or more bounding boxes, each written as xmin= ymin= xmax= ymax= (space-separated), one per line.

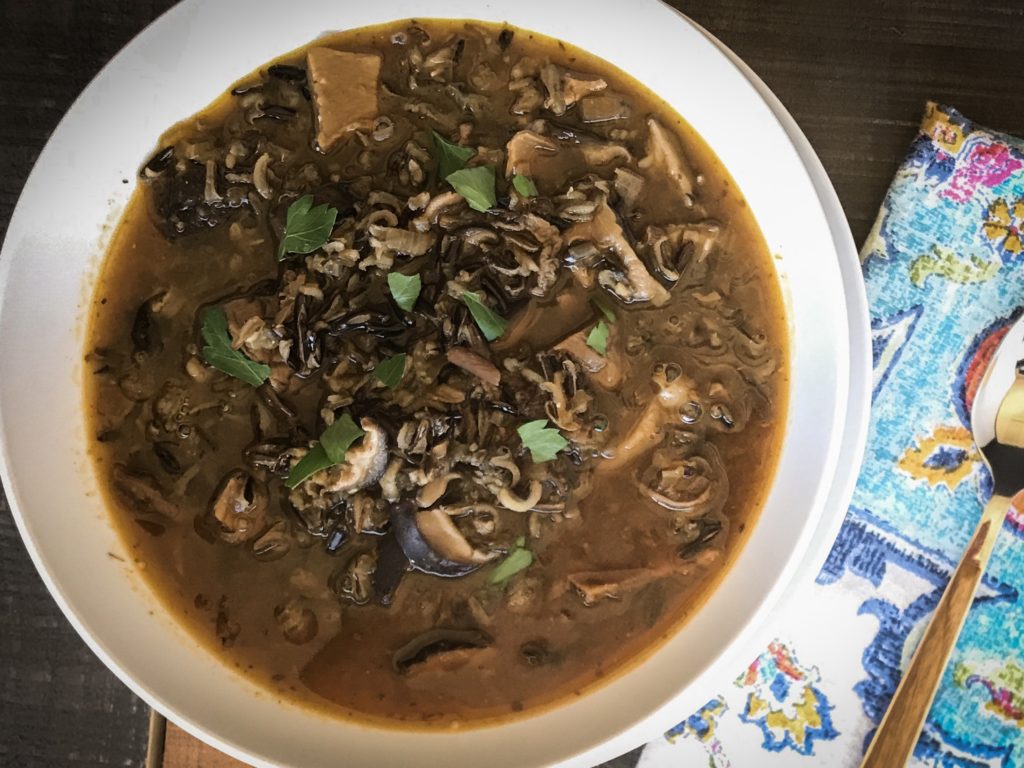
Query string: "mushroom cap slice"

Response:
xmin=566 ymin=204 xmax=670 ymax=307
xmin=316 ymin=418 xmax=388 ymax=494
xmin=209 ymin=469 xmax=269 ymax=544
xmin=639 ymin=117 xmax=697 ymax=205
xmin=568 ymin=567 xmax=671 ymax=606
xmin=391 ymin=501 xmax=490 ymax=578
xmin=392 ymin=628 xmax=492 ymax=675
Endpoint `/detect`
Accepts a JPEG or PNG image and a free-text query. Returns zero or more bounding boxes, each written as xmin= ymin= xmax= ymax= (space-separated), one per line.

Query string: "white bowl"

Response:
xmin=0 ymin=1 xmax=870 ymax=766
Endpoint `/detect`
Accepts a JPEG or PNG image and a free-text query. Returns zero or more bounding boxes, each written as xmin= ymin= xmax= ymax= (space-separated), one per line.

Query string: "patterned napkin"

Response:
xmin=637 ymin=103 xmax=1024 ymax=768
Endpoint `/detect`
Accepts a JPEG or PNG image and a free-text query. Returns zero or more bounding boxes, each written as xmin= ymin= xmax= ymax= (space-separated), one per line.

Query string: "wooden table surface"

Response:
xmin=3 ymin=1 xmax=1024 ymax=766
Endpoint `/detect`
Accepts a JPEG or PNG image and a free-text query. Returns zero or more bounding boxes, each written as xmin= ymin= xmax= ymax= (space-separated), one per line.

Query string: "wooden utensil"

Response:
xmin=146 ymin=712 xmax=248 ymax=768
xmin=859 ymin=324 xmax=1024 ymax=768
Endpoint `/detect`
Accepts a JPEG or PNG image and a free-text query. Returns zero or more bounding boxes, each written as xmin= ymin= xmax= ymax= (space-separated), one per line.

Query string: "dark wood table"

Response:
xmin=2 ymin=1 xmax=1023 ymax=765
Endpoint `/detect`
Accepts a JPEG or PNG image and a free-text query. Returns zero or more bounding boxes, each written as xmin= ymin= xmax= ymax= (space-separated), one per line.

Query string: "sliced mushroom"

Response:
xmin=699 ymin=365 xmax=754 ymax=433
xmin=644 ymin=221 xmax=720 ymax=285
xmin=520 ymin=213 xmax=564 ymax=298
xmin=568 ymin=567 xmax=671 ymax=606
xmin=678 ymin=517 xmax=725 ymax=559
xmin=131 ymin=292 xmax=167 ymax=355
xmin=310 ymin=418 xmax=388 ymax=494
xmin=555 ymin=328 xmax=624 ymax=390
xmin=351 ymin=494 xmax=390 ymax=534
xmin=639 ymin=118 xmax=698 ymax=207
xmin=251 ymin=520 xmax=292 ymax=562
xmin=392 ymin=628 xmax=492 ymax=674
xmin=497 ymin=480 xmax=543 ymax=512
xmin=446 ymin=347 xmax=501 ymax=386
xmin=539 ymin=63 xmax=607 ymax=115
xmin=391 ymin=500 xmax=493 ymax=577
xmin=565 ymin=204 xmax=670 ymax=307
xmin=222 ymin=297 xmax=270 ymax=352
xmin=412 ymin=190 xmax=465 ymax=232
xmin=538 ymin=354 xmax=593 ymax=433
xmin=112 ymin=465 xmax=184 ymax=522
xmin=209 ymin=469 xmax=269 ymax=544
xmin=579 ymin=141 xmax=632 ymax=167
xmin=148 ymin=158 xmax=249 ymax=240
xmin=368 ymin=224 xmax=437 ymax=257
xmin=613 ymin=167 xmax=645 ymax=208
xmin=505 ymin=130 xmax=559 ymax=181
xmin=243 ymin=440 xmax=294 ymax=476
xmin=494 ymin=284 xmax=593 ymax=353
xmin=415 ymin=507 xmax=498 ymax=564
xmin=639 ymin=442 xmax=728 ymax=516
xmin=379 ymin=457 xmax=405 ymax=502
xmin=416 ymin=473 xmax=461 ymax=507
xmin=601 ymin=368 xmax=696 ymax=469
xmin=579 ymin=93 xmax=631 ymax=124
xmin=330 ymin=550 xmax=377 ymax=605
xmin=509 ymin=77 xmax=546 ymax=115
xmin=252 ymin=153 xmax=273 ymax=199
xmin=505 ymin=130 xmax=628 ymax=194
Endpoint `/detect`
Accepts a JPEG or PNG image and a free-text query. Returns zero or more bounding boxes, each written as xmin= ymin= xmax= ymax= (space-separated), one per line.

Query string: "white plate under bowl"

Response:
xmin=0 ymin=1 xmax=870 ymax=766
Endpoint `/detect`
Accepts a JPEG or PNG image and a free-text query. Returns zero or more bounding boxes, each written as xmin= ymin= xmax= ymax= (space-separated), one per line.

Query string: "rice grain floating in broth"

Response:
xmin=85 ymin=18 xmax=787 ymax=726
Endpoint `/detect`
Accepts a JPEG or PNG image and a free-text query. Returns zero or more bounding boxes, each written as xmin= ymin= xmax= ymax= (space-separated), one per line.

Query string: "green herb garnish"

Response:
xmin=489 ymin=536 xmax=534 ymax=585
xmin=285 ymin=414 xmax=365 ymax=489
xmin=277 ymin=194 xmax=338 ymax=260
xmin=430 ymin=130 xmax=476 ymax=179
xmin=446 ymin=166 xmax=497 ymax=213
xmin=591 ymin=294 xmax=617 ymax=324
xmin=387 ymin=272 xmax=422 ymax=312
xmin=586 ymin=320 xmax=610 ymax=356
xmin=285 ymin=444 xmax=333 ymax=489
xmin=199 ymin=306 xmax=270 ymax=387
xmin=319 ymin=413 xmax=365 ymax=464
xmin=517 ymin=419 xmax=568 ymax=463
xmin=460 ymin=290 xmax=507 ymax=341
xmin=373 ymin=353 xmax=407 ymax=390
xmin=512 ymin=174 xmax=538 ymax=198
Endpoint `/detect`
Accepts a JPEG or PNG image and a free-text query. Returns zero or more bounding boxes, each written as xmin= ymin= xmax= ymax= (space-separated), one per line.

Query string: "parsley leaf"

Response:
xmin=446 ymin=166 xmax=497 ymax=213
xmin=489 ymin=536 xmax=534 ymax=585
xmin=277 ymin=194 xmax=338 ymax=260
xmin=319 ymin=413 xmax=365 ymax=464
xmin=284 ymin=413 xmax=365 ymax=488
xmin=373 ymin=353 xmax=407 ymax=390
xmin=512 ymin=174 xmax=538 ymax=198
xmin=460 ymin=290 xmax=508 ymax=341
xmin=517 ymin=419 xmax=568 ymax=463
xmin=199 ymin=306 xmax=270 ymax=387
xmin=430 ymin=130 xmax=476 ymax=179
xmin=285 ymin=444 xmax=333 ymax=489
xmin=387 ymin=272 xmax=421 ymax=312
xmin=591 ymin=294 xmax=617 ymax=323
xmin=586 ymin=320 xmax=610 ymax=356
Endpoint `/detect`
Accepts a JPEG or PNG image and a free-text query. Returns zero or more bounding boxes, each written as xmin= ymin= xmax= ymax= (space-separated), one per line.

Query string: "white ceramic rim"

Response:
xmin=0 ymin=1 xmax=870 ymax=766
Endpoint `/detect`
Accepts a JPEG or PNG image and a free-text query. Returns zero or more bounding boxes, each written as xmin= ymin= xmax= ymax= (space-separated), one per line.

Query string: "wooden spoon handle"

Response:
xmin=859 ymin=494 xmax=1010 ymax=768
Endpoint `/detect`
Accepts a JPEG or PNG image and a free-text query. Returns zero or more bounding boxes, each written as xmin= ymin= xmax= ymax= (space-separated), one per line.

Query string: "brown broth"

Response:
xmin=84 ymin=19 xmax=788 ymax=727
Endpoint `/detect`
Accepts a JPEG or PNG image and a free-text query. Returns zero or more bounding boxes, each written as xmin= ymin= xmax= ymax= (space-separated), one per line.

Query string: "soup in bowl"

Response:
xmin=86 ymin=17 xmax=786 ymax=726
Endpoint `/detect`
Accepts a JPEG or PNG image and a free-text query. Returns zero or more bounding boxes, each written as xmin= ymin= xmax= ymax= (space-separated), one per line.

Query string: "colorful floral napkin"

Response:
xmin=638 ymin=103 xmax=1024 ymax=768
